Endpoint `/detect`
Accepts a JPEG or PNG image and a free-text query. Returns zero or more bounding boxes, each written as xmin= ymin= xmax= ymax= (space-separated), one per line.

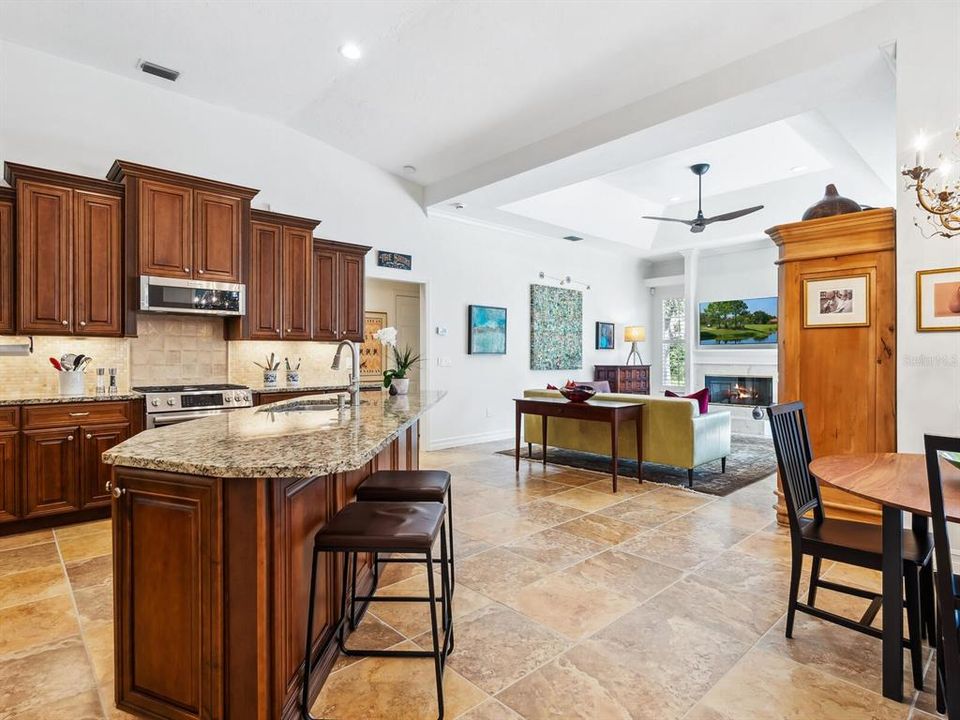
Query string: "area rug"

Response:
xmin=496 ymin=433 xmax=776 ymax=497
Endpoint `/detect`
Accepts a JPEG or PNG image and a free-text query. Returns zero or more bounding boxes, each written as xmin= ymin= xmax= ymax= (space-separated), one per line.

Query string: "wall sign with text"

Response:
xmin=377 ymin=251 xmax=412 ymax=271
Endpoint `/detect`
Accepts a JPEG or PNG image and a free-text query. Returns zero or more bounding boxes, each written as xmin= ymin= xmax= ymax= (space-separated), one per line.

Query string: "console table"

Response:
xmin=514 ymin=397 xmax=644 ymax=492
xmin=594 ymin=365 xmax=650 ymax=394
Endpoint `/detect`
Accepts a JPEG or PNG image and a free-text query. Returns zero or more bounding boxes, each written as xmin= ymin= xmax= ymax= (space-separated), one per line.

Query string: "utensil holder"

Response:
xmin=59 ymin=372 xmax=84 ymax=396
xmin=286 ymin=370 xmax=300 ymax=387
xmin=263 ymin=370 xmax=278 ymax=388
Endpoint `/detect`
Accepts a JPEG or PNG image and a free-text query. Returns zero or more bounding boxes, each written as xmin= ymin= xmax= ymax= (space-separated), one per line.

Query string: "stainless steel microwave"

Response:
xmin=139 ymin=276 xmax=246 ymax=316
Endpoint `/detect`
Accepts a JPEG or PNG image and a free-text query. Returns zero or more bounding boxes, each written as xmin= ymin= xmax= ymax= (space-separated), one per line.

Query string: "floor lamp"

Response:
xmin=624 ymin=326 xmax=646 ymax=365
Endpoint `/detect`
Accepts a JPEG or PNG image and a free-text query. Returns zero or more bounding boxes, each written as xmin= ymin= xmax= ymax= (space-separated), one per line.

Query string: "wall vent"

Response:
xmin=140 ymin=61 xmax=180 ymax=82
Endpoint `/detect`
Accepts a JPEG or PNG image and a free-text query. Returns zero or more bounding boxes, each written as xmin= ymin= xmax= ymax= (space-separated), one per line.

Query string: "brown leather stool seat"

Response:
xmin=356 ymin=470 xmax=457 ymax=597
xmin=355 ymin=470 xmax=451 ymax=503
xmin=314 ymin=501 xmax=444 ymax=552
xmin=301 ymin=499 xmax=453 ymax=720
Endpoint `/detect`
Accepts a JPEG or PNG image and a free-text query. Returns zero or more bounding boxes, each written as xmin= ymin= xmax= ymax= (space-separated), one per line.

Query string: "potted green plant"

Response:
xmin=374 ymin=326 xmax=420 ymax=395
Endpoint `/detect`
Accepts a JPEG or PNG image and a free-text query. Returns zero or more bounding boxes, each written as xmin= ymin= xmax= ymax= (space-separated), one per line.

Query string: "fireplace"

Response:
xmin=704 ymin=375 xmax=774 ymax=407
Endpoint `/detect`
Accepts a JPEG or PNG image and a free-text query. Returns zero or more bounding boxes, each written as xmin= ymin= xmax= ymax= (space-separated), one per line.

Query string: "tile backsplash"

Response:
xmin=0 ymin=316 xmax=357 ymax=397
xmin=129 ymin=316 xmax=228 ymax=386
xmin=0 ymin=335 xmax=130 ymax=395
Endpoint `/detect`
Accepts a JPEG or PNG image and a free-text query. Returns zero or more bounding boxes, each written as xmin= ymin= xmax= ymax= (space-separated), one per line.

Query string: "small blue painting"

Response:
xmin=596 ymin=322 xmax=615 ymax=350
xmin=468 ymin=305 xmax=507 ymax=355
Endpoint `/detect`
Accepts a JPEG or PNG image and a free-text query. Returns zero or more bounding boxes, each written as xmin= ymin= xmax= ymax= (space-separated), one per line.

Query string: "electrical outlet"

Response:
xmin=485 ymin=407 xmax=493 ymax=418
xmin=436 ymin=356 xmax=452 ymax=367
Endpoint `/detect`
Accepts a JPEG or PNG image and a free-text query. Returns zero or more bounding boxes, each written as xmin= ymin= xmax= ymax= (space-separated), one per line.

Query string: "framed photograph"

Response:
xmin=595 ymin=321 xmax=615 ymax=349
xmin=803 ymin=274 xmax=870 ymax=328
xmin=468 ymin=305 xmax=507 ymax=355
xmin=917 ymin=266 xmax=960 ymax=332
xmin=360 ymin=311 xmax=387 ymax=380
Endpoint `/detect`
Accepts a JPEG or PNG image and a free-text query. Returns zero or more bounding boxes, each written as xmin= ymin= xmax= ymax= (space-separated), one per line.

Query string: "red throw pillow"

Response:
xmin=665 ymin=388 xmax=710 ymax=414
xmin=546 ymin=384 xmax=558 ymax=390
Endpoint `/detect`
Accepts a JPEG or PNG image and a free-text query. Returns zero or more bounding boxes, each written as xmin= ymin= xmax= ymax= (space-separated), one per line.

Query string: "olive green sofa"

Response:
xmin=522 ymin=389 xmax=732 ymax=487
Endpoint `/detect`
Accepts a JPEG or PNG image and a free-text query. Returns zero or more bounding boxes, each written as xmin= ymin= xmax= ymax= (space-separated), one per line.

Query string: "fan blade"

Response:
xmin=701 ymin=205 xmax=765 ymax=224
xmin=641 ymin=215 xmax=696 ymax=226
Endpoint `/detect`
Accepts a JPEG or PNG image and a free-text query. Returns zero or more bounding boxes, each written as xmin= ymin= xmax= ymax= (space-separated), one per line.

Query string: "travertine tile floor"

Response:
xmin=0 ymin=441 xmax=949 ymax=719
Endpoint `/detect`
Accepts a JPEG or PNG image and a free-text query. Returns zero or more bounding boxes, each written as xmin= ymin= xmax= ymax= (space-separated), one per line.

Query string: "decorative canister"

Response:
xmin=801 ymin=184 xmax=862 ymax=221
xmin=59 ymin=372 xmax=84 ymax=396
xmin=286 ymin=370 xmax=301 ymax=387
xmin=263 ymin=370 xmax=278 ymax=388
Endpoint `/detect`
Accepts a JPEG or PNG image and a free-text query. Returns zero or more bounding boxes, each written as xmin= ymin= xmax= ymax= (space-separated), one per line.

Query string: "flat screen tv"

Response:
xmin=698 ymin=296 xmax=778 ymax=347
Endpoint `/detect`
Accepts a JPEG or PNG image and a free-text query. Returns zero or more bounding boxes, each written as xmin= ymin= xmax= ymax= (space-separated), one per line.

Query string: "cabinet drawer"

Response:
xmin=0 ymin=407 xmax=18 ymax=431
xmin=24 ymin=401 xmax=131 ymax=429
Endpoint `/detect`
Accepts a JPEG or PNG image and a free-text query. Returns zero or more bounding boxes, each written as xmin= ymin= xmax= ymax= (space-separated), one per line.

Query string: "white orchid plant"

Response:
xmin=374 ymin=326 xmax=420 ymax=388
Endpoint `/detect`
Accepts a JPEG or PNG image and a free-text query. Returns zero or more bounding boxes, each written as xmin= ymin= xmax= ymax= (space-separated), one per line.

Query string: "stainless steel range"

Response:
xmin=134 ymin=383 xmax=253 ymax=429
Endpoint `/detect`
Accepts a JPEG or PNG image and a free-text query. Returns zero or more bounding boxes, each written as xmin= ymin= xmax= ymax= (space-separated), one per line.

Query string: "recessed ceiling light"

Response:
xmin=668 ymin=196 xmax=681 ymax=203
xmin=402 ymin=165 xmax=417 ymax=175
xmin=339 ymin=43 xmax=363 ymax=60
xmin=451 ymin=202 xmax=465 ymax=210
xmin=791 ymin=165 xmax=808 ymax=172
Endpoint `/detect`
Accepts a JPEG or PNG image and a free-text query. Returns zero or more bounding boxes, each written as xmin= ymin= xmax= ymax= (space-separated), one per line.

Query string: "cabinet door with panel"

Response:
xmin=139 ymin=179 xmax=193 ymax=279
xmin=248 ymin=221 xmax=282 ymax=339
xmin=194 ymin=191 xmax=242 ymax=283
xmin=22 ymin=427 xmax=80 ymax=518
xmin=282 ymin=227 xmax=312 ymax=340
xmin=75 ymin=191 xmax=123 ymax=336
xmin=80 ymin=423 xmax=130 ymax=508
xmin=312 ymin=246 xmax=338 ymax=341
xmin=18 ymin=181 xmax=73 ymax=333
xmin=0 ymin=432 xmax=18 ymax=523
xmin=337 ymin=252 xmax=364 ymax=341
xmin=113 ymin=469 xmax=222 ymax=720
xmin=0 ymin=192 xmax=14 ymax=335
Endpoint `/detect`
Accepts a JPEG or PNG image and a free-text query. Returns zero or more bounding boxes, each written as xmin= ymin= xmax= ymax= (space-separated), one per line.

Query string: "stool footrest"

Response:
xmin=339 ymin=646 xmax=438 ymax=659
xmin=353 ymin=594 xmax=442 ymax=603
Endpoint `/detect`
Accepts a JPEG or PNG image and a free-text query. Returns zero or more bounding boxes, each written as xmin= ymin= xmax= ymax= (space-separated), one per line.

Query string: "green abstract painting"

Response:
xmin=530 ymin=284 xmax=583 ymax=370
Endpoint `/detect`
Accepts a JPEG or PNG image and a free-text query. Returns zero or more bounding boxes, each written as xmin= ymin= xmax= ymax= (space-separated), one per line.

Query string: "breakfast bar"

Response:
xmin=101 ymin=391 xmax=445 ymax=720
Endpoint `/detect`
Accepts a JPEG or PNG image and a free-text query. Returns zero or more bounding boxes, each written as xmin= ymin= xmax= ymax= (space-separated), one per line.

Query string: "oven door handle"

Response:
xmin=149 ymin=408 xmax=235 ymax=427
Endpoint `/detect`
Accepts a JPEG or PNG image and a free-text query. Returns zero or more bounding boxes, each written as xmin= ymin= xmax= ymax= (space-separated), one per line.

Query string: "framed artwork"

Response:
xmin=917 ymin=266 xmax=960 ymax=332
xmin=698 ymin=297 xmax=778 ymax=346
xmin=468 ymin=305 xmax=507 ymax=354
xmin=595 ymin=322 xmax=615 ymax=349
xmin=360 ymin=311 xmax=387 ymax=380
xmin=530 ymin=284 xmax=582 ymax=370
xmin=803 ymin=274 xmax=870 ymax=328
xmin=377 ymin=250 xmax=412 ymax=271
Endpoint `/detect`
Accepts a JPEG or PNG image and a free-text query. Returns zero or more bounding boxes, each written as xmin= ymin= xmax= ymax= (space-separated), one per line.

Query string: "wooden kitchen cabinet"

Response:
xmin=312 ymin=239 xmax=369 ymax=343
xmin=226 ymin=209 xmax=320 ymax=341
xmin=108 ymin=160 xmax=258 ymax=289
xmin=0 ymin=188 xmax=15 ymax=335
xmin=4 ymin=163 xmax=124 ymax=336
xmin=22 ymin=426 xmax=80 ymax=519
xmin=0 ymin=432 xmax=19 ymax=523
xmin=81 ymin=423 xmax=130 ymax=508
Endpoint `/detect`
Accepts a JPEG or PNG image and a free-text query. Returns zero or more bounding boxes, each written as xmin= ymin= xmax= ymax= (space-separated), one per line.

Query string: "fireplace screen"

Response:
xmin=704 ymin=375 xmax=774 ymax=407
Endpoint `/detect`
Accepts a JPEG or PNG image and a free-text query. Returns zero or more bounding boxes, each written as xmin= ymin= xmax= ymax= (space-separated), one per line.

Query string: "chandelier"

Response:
xmin=901 ymin=126 xmax=960 ymax=239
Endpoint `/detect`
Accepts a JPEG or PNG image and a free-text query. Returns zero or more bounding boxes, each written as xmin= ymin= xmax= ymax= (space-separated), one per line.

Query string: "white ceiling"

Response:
xmin=0 ymin=0 xmax=879 ymax=186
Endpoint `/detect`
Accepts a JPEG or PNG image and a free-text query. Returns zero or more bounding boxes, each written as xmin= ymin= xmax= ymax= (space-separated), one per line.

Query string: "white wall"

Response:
xmin=0 ymin=40 xmax=648 ymax=449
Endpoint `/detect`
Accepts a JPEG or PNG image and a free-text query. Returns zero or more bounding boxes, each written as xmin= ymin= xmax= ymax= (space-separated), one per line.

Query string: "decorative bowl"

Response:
xmin=558 ymin=385 xmax=597 ymax=403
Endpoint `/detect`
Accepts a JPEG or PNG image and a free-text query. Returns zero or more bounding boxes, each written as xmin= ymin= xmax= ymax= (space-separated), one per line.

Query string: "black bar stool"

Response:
xmin=301 ymin=501 xmax=453 ymax=720
xmin=355 ymin=470 xmax=456 ymax=607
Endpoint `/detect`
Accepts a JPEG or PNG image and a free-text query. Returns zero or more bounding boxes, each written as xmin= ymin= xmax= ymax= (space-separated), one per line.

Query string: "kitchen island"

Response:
xmin=102 ymin=390 xmax=444 ymax=720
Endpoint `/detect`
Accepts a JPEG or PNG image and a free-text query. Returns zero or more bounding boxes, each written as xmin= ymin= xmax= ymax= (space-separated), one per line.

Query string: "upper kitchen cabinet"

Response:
xmin=225 ymin=209 xmax=320 ymax=340
xmin=312 ymin=239 xmax=370 ymax=343
xmin=4 ymin=163 xmax=124 ymax=336
xmin=0 ymin=188 xmax=14 ymax=335
xmin=107 ymin=161 xmax=258 ymax=284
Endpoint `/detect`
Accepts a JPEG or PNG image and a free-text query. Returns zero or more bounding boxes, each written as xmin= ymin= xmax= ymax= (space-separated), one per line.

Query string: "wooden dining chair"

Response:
xmin=923 ymin=433 xmax=960 ymax=717
xmin=767 ymin=401 xmax=931 ymax=690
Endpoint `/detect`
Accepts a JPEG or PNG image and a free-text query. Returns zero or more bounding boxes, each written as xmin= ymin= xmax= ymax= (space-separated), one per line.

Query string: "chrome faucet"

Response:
xmin=331 ymin=339 xmax=361 ymax=405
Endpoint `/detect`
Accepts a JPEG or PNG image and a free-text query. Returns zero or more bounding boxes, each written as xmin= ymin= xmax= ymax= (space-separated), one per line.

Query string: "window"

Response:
xmin=661 ymin=297 xmax=686 ymax=387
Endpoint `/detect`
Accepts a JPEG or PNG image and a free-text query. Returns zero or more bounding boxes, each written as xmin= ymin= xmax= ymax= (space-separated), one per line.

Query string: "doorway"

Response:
xmin=364 ymin=278 xmax=424 ymax=393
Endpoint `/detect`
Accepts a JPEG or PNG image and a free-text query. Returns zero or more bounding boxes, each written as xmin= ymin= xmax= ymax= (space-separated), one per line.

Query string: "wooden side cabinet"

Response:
xmin=0 ymin=188 xmax=15 ymax=335
xmin=4 ymin=163 xmax=124 ymax=337
xmin=594 ymin=365 xmax=651 ymax=394
xmin=312 ymin=239 xmax=369 ymax=343
xmin=0 ymin=431 xmax=19 ymax=523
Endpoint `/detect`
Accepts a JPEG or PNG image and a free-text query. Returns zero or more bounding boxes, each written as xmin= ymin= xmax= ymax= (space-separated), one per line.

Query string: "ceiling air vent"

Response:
xmin=139 ymin=61 xmax=180 ymax=82
xmin=563 ymin=235 xmax=583 ymax=242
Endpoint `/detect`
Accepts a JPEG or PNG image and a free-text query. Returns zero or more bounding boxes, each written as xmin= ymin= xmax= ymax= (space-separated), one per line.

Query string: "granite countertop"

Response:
xmin=0 ymin=392 xmax=142 ymax=406
xmin=103 ymin=390 xmax=445 ymax=479
xmin=252 ymin=383 xmax=383 ymax=395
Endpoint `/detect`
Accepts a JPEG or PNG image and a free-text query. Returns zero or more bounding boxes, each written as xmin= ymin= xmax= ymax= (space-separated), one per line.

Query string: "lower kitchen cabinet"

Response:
xmin=0 ymin=399 xmax=142 ymax=535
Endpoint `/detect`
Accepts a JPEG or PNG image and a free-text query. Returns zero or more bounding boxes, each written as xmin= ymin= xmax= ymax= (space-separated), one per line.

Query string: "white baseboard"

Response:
xmin=426 ymin=428 xmax=514 ymax=451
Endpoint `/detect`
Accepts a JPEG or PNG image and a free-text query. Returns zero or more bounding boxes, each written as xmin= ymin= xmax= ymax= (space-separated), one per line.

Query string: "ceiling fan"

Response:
xmin=642 ymin=163 xmax=764 ymax=233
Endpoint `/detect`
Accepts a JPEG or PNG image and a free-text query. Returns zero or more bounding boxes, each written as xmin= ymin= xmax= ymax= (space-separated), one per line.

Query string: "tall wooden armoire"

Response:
xmin=765 ymin=208 xmax=896 ymax=525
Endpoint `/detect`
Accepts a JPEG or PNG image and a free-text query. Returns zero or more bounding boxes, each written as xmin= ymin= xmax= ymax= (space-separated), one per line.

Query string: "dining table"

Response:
xmin=809 ymin=452 xmax=960 ymax=702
